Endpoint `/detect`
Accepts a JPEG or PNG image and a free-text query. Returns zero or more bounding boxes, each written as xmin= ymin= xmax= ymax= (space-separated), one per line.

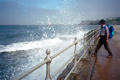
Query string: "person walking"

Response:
xmin=93 ymin=19 xmax=113 ymax=58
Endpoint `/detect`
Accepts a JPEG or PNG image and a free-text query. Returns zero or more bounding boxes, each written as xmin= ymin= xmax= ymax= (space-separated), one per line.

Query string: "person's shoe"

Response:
xmin=106 ymin=55 xmax=112 ymax=58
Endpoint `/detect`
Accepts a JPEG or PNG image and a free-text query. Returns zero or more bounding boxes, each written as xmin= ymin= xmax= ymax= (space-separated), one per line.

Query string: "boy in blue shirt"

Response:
xmin=93 ymin=19 xmax=112 ymax=58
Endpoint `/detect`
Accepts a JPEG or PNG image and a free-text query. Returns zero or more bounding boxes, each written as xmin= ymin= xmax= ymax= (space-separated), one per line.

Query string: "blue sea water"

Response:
xmin=0 ymin=25 xmax=97 ymax=80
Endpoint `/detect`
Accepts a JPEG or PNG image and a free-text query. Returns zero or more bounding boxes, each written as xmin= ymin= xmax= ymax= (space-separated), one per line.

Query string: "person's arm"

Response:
xmin=106 ymin=27 xmax=109 ymax=42
xmin=95 ymin=30 xmax=100 ymax=40
xmin=97 ymin=29 xmax=100 ymax=40
xmin=96 ymin=35 xmax=100 ymax=40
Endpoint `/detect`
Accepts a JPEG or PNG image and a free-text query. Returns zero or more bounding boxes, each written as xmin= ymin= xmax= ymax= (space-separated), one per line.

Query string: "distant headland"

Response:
xmin=80 ymin=17 xmax=120 ymax=25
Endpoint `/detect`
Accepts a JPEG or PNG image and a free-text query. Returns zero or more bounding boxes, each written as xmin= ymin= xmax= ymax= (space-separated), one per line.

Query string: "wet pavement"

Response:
xmin=91 ymin=26 xmax=120 ymax=80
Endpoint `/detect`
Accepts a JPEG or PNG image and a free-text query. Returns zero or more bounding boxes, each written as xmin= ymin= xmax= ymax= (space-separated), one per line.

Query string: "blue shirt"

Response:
xmin=100 ymin=25 xmax=109 ymax=36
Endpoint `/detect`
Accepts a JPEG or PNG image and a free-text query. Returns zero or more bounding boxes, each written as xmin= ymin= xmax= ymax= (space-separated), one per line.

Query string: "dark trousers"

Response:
xmin=95 ymin=37 xmax=112 ymax=56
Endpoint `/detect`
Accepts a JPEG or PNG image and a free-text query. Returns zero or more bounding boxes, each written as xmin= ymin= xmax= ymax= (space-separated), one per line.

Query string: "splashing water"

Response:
xmin=0 ymin=24 xmax=94 ymax=80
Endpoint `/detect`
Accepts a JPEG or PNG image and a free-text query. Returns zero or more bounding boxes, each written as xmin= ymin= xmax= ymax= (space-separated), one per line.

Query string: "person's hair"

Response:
xmin=99 ymin=19 xmax=106 ymax=24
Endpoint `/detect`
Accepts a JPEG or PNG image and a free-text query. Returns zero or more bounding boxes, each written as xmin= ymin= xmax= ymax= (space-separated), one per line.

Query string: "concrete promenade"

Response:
xmin=57 ymin=25 xmax=120 ymax=80
xmin=91 ymin=25 xmax=120 ymax=80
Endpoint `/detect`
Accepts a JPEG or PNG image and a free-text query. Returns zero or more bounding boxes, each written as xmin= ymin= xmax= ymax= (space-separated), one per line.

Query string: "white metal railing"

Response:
xmin=64 ymin=28 xmax=100 ymax=80
xmin=15 ymin=28 xmax=100 ymax=80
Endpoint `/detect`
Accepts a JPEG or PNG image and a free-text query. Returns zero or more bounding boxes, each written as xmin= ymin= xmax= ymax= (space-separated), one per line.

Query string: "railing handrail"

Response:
xmin=15 ymin=27 xmax=100 ymax=80
xmin=15 ymin=37 xmax=83 ymax=80
xmin=51 ymin=38 xmax=83 ymax=59
xmin=15 ymin=58 xmax=50 ymax=80
xmin=64 ymin=28 xmax=100 ymax=80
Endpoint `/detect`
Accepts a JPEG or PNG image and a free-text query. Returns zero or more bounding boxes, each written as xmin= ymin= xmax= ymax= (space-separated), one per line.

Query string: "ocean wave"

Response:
xmin=0 ymin=38 xmax=63 ymax=53
xmin=0 ymin=30 xmax=86 ymax=53
xmin=57 ymin=30 xmax=86 ymax=40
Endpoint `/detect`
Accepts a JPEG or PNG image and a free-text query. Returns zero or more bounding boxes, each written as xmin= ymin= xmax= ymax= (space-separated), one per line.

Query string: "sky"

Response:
xmin=0 ymin=0 xmax=120 ymax=25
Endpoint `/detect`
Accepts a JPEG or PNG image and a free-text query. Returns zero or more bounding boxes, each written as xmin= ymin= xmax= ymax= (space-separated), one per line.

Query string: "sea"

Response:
xmin=0 ymin=25 xmax=98 ymax=80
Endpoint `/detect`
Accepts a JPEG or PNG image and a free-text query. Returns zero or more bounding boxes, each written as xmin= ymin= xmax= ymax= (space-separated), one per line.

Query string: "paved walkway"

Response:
xmin=91 ymin=26 xmax=120 ymax=80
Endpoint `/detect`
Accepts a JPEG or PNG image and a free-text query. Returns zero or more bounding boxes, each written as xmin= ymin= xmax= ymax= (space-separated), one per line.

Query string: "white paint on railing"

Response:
xmin=45 ymin=49 xmax=52 ymax=80
xmin=51 ymin=56 xmax=74 ymax=79
xmin=74 ymin=37 xmax=78 ymax=64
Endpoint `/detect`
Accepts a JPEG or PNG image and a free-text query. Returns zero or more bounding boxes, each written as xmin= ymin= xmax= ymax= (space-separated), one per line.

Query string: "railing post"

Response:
xmin=83 ymin=34 xmax=87 ymax=58
xmin=93 ymin=30 xmax=96 ymax=45
xmin=74 ymin=37 xmax=78 ymax=64
xmin=45 ymin=49 xmax=52 ymax=80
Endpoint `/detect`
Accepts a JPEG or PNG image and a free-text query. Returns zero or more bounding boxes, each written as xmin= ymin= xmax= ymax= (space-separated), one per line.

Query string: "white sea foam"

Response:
xmin=0 ymin=38 xmax=63 ymax=53
xmin=57 ymin=30 xmax=86 ymax=40
xmin=0 ymin=30 xmax=86 ymax=53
